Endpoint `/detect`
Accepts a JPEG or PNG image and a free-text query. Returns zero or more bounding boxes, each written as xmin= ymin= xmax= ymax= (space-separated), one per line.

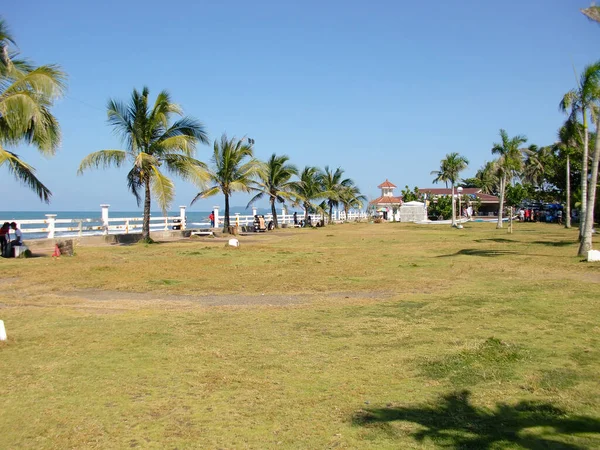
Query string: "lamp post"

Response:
xmin=457 ymin=186 xmax=464 ymax=229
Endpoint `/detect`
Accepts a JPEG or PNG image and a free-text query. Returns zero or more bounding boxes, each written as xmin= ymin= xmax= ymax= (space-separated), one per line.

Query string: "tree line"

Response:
xmin=0 ymin=19 xmax=365 ymax=241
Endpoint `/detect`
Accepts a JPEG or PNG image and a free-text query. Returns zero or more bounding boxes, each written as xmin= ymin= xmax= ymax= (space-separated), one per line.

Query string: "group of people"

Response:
xmin=0 ymin=222 xmax=22 ymax=258
xmin=518 ymin=208 xmax=564 ymax=224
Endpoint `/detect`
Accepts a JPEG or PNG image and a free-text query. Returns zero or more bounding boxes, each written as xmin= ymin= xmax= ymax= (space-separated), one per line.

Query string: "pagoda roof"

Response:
xmin=377 ymin=179 xmax=397 ymax=189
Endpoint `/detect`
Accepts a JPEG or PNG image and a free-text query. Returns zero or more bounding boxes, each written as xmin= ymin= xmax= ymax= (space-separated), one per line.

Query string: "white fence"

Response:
xmin=1 ymin=205 xmax=368 ymax=240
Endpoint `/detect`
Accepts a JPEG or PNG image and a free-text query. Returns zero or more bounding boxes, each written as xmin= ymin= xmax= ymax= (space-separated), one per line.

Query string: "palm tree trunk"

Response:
xmin=271 ymin=198 xmax=278 ymax=228
xmin=578 ymin=115 xmax=600 ymax=256
xmin=451 ymin=183 xmax=456 ymax=227
xmin=142 ymin=175 xmax=151 ymax=241
xmin=304 ymin=203 xmax=309 ymax=222
xmin=224 ymin=193 xmax=230 ymax=231
xmin=329 ymin=203 xmax=333 ymax=224
xmin=497 ymin=175 xmax=505 ymax=229
xmin=565 ymin=154 xmax=571 ymax=229
xmin=581 ymin=113 xmax=589 ymax=239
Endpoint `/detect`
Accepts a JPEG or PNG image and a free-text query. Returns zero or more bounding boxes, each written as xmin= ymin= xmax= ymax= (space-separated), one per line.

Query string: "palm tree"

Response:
xmin=433 ymin=153 xmax=469 ymax=227
xmin=559 ymin=61 xmax=600 ymax=238
xmin=191 ymin=134 xmax=258 ymax=231
xmin=582 ymin=4 xmax=600 ymax=22
xmin=292 ymin=166 xmax=325 ymax=221
xmin=556 ymin=120 xmax=583 ymax=229
xmin=580 ymin=113 xmax=600 ymax=255
xmin=473 ymin=161 xmax=499 ymax=195
xmin=492 ymin=130 xmax=527 ymax=228
xmin=320 ymin=166 xmax=352 ymax=223
xmin=339 ymin=184 xmax=367 ymax=221
xmin=248 ymin=154 xmax=298 ymax=229
xmin=431 ymin=160 xmax=450 ymax=188
xmin=0 ymin=18 xmax=66 ymax=202
xmin=79 ymin=87 xmax=208 ymax=241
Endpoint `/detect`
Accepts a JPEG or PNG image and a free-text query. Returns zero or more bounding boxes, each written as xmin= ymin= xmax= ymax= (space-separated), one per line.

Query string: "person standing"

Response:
xmin=209 ymin=211 xmax=215 ymax=228
xmin=293 ymin=211 xmax=298 ymax=225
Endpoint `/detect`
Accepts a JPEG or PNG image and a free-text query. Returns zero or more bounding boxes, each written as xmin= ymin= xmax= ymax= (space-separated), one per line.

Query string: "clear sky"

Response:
xmin=2 ymin=0 xmax=599 ymax=212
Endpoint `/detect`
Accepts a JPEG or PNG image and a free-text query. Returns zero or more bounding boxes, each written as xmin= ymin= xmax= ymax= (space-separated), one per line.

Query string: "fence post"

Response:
xmin=78 ymin=220 xmax=83 ymax=237
xmin=213 ymin=206 xmax=220 ymax=228
xmin=252 ymin=206 xmax=257 ymax=217
xmin=281 ymin=206 xmax=286 ymax=224
xmin=179 ymin=206 xmax=187 ymax=230
xmin=101 ymin=204 xmax=110 ymax=235
xmin=45 ymin=214 xmax=56 ymax=239
xmin=235 ymin=213 xmax=240 ymax=228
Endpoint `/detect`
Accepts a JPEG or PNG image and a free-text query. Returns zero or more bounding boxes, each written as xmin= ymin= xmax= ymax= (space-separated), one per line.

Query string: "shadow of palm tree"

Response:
xmin=353 ymin=390 xmax=600 ymax=449
xmin=532 ymin=240 xmax=576 ymax=247
xmin=474 ymin=238 xmax=516 ymax=243
xmin=437 ymin=249 xmax=517 ymax=258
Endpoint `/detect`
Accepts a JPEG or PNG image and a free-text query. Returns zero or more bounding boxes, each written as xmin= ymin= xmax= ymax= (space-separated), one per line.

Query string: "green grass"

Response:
xmin=0 ymin=222 xmax=599 ymax=448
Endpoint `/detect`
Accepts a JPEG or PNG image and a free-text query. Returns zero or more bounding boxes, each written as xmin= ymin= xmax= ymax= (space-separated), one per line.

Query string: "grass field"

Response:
xmin=1 ymin=222 xmax=599 ymax=449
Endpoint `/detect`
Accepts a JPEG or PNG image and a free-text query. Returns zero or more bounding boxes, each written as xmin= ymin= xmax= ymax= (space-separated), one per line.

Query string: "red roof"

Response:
xmin=419 ymin=188 xmax=499 ymax=203
xmin=369 ymin=196 xmax=402 ymax=205
xmin=377 ymin=179 xmax=397 ymax=189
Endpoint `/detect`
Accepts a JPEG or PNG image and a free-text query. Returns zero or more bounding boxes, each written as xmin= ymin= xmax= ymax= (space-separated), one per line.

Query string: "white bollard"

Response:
xmin=0 ymin=320 xmax=6 ymax=341
xmin=588 ymin=249 xmax=600 ymax=262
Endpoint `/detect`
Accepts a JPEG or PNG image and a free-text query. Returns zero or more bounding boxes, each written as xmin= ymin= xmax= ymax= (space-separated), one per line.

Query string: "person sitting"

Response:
xmin=0 ymin=222 xmax=9 ymax=257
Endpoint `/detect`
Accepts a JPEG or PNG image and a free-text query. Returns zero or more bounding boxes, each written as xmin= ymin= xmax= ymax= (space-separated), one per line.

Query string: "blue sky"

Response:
xmin=2 ymin=0 xmax=599 ymax=212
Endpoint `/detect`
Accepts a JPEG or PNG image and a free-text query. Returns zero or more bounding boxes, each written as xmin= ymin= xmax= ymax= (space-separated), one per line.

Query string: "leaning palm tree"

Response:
xmin=320 ymin=166 xmax=352 ymax=223
xmin=0 ymin=17 xmax=66 ymax=202
xmin=191 ymin=134 xmax=258 ymax=231
xmin=492 ymin=130 xmax=527 ymax=228
xmin=559 ymin=61 xmax=600 ymax=238
xmin=79 ymin=87 xmax=209 ymax=241
xmin=248 ymin=154 xmax=298 ymax=229
xmin=292 ymin=166 xmax=326 ymax=221
xmin=339 ymin=184 xmax=367 ymax=221
xmin=433 ymin=153 xmax=469 ymax=227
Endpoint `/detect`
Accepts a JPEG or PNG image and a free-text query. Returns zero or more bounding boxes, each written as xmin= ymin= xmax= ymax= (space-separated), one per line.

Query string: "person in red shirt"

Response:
xmin=0 ymin=222 xmax=9 ymax=257
xmin=209 ymin=212 xmax=215 ymax=228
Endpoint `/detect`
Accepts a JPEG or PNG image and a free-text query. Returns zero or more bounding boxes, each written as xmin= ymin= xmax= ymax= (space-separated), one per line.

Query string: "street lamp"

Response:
xmin=457 ymin=186 xmax=463 ymax=229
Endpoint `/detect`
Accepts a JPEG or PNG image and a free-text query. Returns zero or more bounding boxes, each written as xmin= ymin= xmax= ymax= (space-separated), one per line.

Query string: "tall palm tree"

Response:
xmin=79 ymin=87 xmax=208 ymax=241
xmin=580 ymin=113 xmax=600 ymax=255
xmin=292 ymin=166 xmax=325 ymax=221
xmin=191 ymin=134 xmax=258 ymax=231
xmin=556 ymin=120 xmax=583 ymax=229
xmin=339 ymin=184 xmax=367 ymax=221
xmin=248 ymin=154 xmax=298 ymax=229
xmin=320 ymin=166 xmax=352 ymax=223
xmin=492 ymin=130 xmax=527 ymax=228
xmin=0 ymin=18 xmax=66 ymax=202
xmin=433 ymin=153 xmax=469 ymax=227
xmin=559 ymin=61 xmax=600 ymax=238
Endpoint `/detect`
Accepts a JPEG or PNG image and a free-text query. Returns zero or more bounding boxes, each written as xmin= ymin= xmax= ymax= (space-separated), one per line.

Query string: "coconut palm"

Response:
xmin=292 ymin=166 xmax=325 ymax=221
xmin=0 ymin=18 xmax=66 ymax=203
xmin=79 ymin=87 xmax=208 ymax=241
xmin=433 ymin=153 xmax=469 ymax=227
xmin=580 ymin=113 xmax=600 ymax=255
xmin=191 ymin=134 xmax=258 ymax=231
xmin=473 ymin=161 xmax=499 ymax=195
xmin=556 ymin=120 xmax=583 ymax=229
xmin=492 ymin=130 xmax=527 ymax=228
xmin=248 ymin=154 xmax=298 ymax=229
xmin=339 ymin=184 xmax=367 ymax=221
xmin=430 ymin=160 xmax=451 ymax=188
xmin=559 ymin=61 xmax=600 ymax=237
xmin=320 ymin=166 xmax=352 ymax=223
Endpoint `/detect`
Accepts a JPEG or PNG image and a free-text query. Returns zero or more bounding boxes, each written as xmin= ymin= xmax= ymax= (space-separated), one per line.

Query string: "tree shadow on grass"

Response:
xmin=437 ymin=249 xmax=517 ymax=258
xmin=474 ymin=238 xmax=516 ymax=244
xmin=353 ymin=390 xmax=600 ymax=449
xmin=531 ymin=240 xmax=576 ymax=247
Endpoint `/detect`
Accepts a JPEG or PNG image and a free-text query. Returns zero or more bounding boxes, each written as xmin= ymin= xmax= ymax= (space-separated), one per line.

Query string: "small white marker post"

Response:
xmin=0 ymin=320 xmax=7 ymax=341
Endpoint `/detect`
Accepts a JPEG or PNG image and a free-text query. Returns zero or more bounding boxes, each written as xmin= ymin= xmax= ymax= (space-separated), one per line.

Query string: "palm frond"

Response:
xmin=78 ymin=150 xmax=127 ymax=174
xmin=149 ymin=165 xmax=175 ymax=213
xmin=0 ymin=147 xmax=51 ymax=202
xmin=190 ymin=185 xmax=221 ymax=205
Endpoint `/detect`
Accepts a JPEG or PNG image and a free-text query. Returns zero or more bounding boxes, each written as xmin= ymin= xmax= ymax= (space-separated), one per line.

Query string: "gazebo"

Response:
xmin=369 ymin=179 xmax=403 ymax=220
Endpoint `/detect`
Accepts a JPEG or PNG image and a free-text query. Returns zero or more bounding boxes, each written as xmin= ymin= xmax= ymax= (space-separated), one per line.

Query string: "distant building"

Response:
xmin=369 ymin=180 xmax=403 ymax=220
xmin=419 ymin=187 xmax=500 ymax=216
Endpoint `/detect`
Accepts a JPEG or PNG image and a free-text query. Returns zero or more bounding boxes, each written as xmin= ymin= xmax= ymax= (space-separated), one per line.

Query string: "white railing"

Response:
xmin=1 ymin=205 xmax=368 ymax=240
